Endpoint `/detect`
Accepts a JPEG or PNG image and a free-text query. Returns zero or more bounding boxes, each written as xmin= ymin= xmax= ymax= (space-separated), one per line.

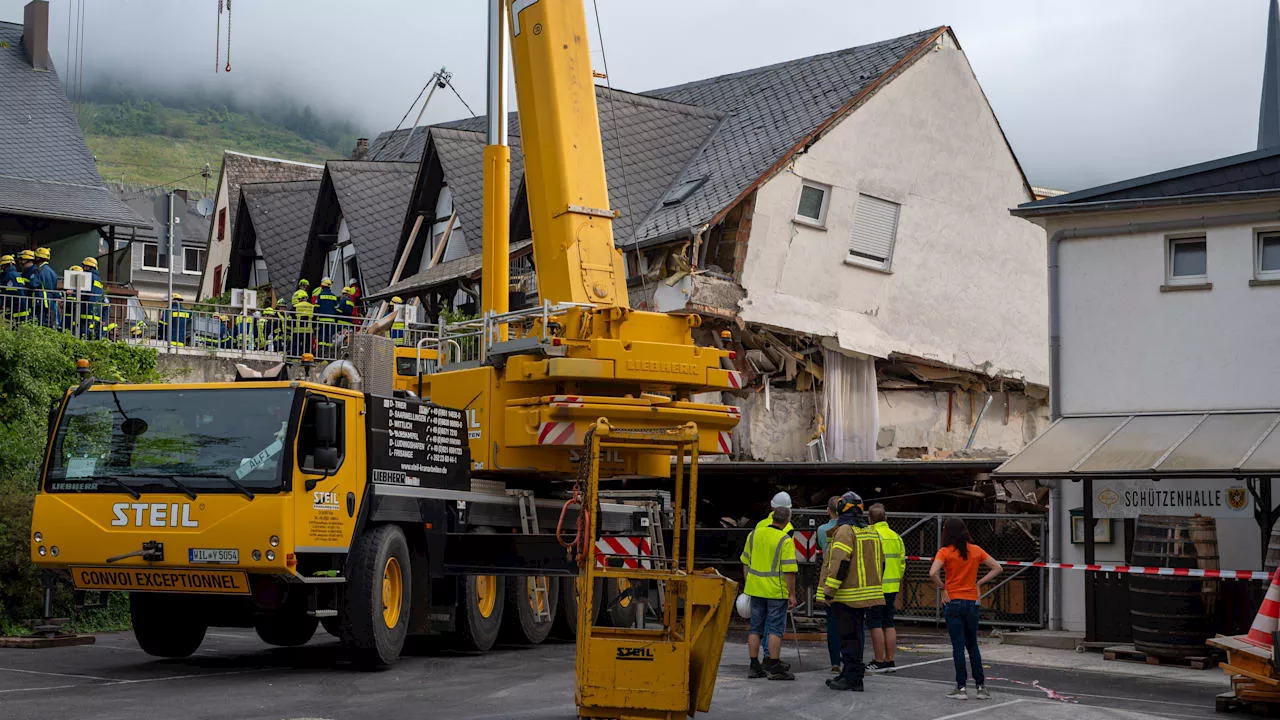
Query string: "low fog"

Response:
xmin=0 ymin=0 xmax=1272 ymax=191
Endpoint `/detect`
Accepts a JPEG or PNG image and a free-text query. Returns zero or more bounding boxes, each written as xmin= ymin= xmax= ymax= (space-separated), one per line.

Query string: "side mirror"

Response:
xmin=314 ymin=400 xmax=338 ymax=447
xmin=314 ymin=446 xmax=339 ymax=471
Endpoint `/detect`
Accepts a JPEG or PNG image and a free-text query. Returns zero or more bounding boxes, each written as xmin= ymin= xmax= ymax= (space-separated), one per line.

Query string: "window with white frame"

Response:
xmin=846 ymin=194 xmax=901 ymax=271
xmin=794 ymin=181 xmax=831 ymax=227
xmin=1166 ymin=236 xmax=1207 ymax=285
xmin=1256 ymin=231 xmax=1280 ymax=280
xmin=140 ymin=242 xmax=168 ymax=270
xmin=183 ymin=246 xmax=206 ymax=275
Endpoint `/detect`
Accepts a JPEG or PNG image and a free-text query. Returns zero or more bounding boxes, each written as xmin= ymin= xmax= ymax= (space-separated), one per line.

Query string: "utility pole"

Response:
xmin=167 ymin=190 xmax=175 ymax=345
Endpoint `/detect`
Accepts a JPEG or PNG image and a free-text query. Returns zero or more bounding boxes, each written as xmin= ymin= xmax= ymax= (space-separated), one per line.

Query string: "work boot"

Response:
xmin=748 ymin=659 xmax=767 ymax=679
xmin=826 ymin=676 xmax=864 ymax=691
xmin=763 ymin=659 xmax=795 ymax=681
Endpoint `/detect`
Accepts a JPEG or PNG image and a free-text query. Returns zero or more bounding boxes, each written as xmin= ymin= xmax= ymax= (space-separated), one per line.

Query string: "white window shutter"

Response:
xmin=849 ymin=194 xmax=900 ymax=264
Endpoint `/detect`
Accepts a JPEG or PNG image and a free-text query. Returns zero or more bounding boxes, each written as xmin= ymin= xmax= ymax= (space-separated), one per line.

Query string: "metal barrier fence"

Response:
xmin=890 ymin=512 xmax=1047 ymax=628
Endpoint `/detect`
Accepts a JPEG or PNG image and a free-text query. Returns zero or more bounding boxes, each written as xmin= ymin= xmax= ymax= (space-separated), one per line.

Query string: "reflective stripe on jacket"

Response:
xmin=872 ymin=521 xmax=906 ymax=594
xmin=817 ymin=523 xmax=885 ymax=608
xmin=739 ymin=524 xmax=798 ymax=600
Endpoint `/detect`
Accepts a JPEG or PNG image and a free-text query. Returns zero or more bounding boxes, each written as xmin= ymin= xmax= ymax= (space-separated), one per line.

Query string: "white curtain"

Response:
xmin=823 ymin=349 xmax=879 ymax=461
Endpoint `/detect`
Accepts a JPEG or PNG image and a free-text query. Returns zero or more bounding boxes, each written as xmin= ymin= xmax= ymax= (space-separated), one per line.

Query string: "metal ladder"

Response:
xmin=643 ymin=502 xmax=668 ymax=611
xmin=510 ymin=490 xmax=552 ymax=622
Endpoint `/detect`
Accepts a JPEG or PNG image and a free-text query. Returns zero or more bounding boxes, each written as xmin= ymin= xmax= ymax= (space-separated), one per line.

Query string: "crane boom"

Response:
xmin=486 ymin=0 xmax=629 ymax=308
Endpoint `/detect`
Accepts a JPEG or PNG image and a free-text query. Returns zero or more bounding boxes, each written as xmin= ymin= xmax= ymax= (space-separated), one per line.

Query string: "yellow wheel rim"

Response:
xmin=476 ymin=575 xmax=497 ymax=619
xmin=382 ymin=556 xmax=403 ymax=629
xmin=527 ymin=578 xmax=548 ymax=615
xmin=616 ymin=578 xmax=631 ymax=609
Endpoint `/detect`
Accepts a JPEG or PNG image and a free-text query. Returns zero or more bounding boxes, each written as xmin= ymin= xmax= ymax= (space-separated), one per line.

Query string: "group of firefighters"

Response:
xmin=154 ymin=278 xmax=368 ymax=357
xmin=1 ymin=248 xmax=107 ymax=337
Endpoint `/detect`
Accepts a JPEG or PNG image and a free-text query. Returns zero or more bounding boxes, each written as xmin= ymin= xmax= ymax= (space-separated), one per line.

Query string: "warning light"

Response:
xmin=551 ymin=338 xmax=562 ymax=346
xmin=728 ymin=351 xmax=738 ymax=360
xmin=76 ymin=358 xmax=90 ymax=370
xmin=286 ymin=553 xmax=297 ymax=568
xmin=301 ymin=353 xmax=315 ymax=364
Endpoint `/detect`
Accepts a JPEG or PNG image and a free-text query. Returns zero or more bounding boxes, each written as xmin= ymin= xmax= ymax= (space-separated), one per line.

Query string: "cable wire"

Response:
xmin=591 ymin=0 xmax=648 ymax=305
xmin=444 ymin=77 xmax=478 ymax=118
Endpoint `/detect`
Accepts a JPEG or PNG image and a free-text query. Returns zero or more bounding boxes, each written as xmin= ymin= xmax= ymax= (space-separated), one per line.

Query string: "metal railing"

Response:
xmin=423 ymin=300 xmax=596 ymax=368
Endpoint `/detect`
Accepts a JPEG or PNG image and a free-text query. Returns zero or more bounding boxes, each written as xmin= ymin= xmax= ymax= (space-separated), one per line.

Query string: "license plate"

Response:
xmin=71 ymin=567 xmax=250 ymax=594
xmin=189 ymin=548 xmax=239 ymax=564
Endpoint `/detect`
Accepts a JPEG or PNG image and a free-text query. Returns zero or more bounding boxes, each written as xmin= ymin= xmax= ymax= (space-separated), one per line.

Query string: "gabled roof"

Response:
xmin=431 ymin=127 xmax=525 ymax=256
xmin=215 ymin=151 xmax=324 ymax=239
xmin=0 ymin=21 xmax=146 ymax=228
xmin=113 ymin=189 xmax=212 ymax=245
xmin=1013 ymin=145 xmax=1280 ymax=217
xmin=235 ymin=180 xmax=321 ymax=298
xmin=308 ymin=161 xmax=417 ymax=289
xmin=639 ymin=27 xmax=945 ymax=240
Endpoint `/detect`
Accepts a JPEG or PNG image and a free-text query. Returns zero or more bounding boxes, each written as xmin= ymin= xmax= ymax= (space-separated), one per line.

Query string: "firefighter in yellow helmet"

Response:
xmin=389 ymin=296 xmax=407 ymax=345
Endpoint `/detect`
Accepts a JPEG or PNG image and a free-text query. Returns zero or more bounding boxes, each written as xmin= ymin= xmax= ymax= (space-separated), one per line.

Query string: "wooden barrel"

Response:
xmin=1129 ymin=515 xmax=1219 ymax=659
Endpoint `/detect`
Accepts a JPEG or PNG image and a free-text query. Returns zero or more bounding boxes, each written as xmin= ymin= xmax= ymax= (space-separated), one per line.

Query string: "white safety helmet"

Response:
xmin=770 ymin=491 xmax=792 ymax=509
xmin=735 ymin=592 xmax=751 ymax=620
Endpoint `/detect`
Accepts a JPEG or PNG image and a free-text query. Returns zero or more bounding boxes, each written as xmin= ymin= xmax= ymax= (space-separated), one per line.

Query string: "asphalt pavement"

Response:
xmin=0 ymin=628 xmax=1229 ymax=720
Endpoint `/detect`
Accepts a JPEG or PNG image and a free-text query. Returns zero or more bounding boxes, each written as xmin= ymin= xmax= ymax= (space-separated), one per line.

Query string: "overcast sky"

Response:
xmin=1 ymin=0 xmax=1274 ymax=191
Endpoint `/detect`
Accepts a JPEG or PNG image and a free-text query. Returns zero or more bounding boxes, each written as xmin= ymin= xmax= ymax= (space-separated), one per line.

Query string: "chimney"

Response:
xmin=352 ymin=138 xmax=370 ymax=160
xmin=22 ymin=1 xmax=50 ymax=72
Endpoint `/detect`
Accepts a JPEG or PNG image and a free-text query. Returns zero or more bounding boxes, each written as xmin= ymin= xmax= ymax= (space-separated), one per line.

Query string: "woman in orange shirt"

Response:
xmin=929 ymin=517 xmax=1002 ymax=701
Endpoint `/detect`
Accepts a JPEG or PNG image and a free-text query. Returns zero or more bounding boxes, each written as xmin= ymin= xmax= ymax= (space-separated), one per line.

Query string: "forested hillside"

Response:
xmin=76 ymin=84 xmax=359 ymax=190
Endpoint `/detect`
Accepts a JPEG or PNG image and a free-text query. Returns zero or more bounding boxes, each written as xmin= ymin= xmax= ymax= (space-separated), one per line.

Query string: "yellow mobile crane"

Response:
xmin=32 ymin=1 xmax=735 ymax=716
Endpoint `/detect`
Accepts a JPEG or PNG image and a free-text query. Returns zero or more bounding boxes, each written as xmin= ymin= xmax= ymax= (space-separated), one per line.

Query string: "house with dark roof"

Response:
xmin=226 ymin=180 xmax=322 ymax=302
xmin=361 ymin=26 xmax=1049 ymax=465
xmin=0 ymin=1 xmax=146 ymax=274
xmin=296 ymin=161 xmax=417 ymax=295
xmin=109 ymin=187 xmax=212 ymax=304
xmin=198 ymin=151 xmax=324 ymax=300
xmin=998 ymin=0 xmax=1280 ymax=638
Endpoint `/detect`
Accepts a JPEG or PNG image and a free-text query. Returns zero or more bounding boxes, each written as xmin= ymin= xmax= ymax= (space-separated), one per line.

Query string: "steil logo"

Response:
xmin=313 ymin=491 xmax=340 ymax=511
xmin=616 ymin=647 xmax=655 ymax=661
xmin=111 ymin=502 xmax=198 ymax=528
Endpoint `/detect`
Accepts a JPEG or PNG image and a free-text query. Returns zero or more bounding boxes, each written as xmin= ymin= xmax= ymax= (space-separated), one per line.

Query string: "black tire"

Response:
xmin=500 ymin=574 xmax=560 ymax=645
xmin=339 ymin=524 xmax=411 ymax=668
xmin=130 ymin=592 xmax=207 ymax=658
xmin=320 ymin=615 xmax=342 ymax=638
xmin=254 ymin=613 xmax=318 ymax=647
xmin=552 ymin=576 xmax=579 ymax=640
xmin=606 ymin=576 xmax=638 ymax=628
xmin=455 ymin=574 xmax=505 ymax=652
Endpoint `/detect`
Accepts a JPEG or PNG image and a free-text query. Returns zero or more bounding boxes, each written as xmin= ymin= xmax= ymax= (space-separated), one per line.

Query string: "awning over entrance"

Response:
xmin=994 ymin=411 xmax=1280 ymax=480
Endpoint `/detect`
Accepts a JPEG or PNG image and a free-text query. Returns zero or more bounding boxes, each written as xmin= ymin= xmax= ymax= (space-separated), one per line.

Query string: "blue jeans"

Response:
xmin=825 ymin=609 xmax=841 ymax=666
xmin=944 ymin=600 xmax=984 ymax=689
xmin=748 ymin=596 xmax=787 ymax=642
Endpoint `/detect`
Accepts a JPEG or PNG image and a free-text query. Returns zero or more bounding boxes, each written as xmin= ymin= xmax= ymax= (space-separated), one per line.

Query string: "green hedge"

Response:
xmin=0 ymin=325 xmax=160 ymax=628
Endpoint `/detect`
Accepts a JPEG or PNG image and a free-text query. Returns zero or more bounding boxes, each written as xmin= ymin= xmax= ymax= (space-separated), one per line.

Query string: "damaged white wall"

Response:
xmin=876 ymin=389 xmax=1048 ymax=460
xmin=735 ymin=32 xmax=1047 ymax=386
xmin=734 ymin=385 xmax=1048 ymax=462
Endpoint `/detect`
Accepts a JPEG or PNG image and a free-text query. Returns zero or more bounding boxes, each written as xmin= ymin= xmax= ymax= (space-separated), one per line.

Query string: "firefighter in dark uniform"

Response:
xmin=313 ymin=278 xmax=340 ymax=359
xmin=159 ymin=294 xmax=190 ymax=346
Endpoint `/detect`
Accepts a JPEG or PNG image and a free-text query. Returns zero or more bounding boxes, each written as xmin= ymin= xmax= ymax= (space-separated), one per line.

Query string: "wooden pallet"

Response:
xmin=0 ymin=634 xmax=95 ymax=649
xmin=1103 ymin=644 xmax=1218 ymax=670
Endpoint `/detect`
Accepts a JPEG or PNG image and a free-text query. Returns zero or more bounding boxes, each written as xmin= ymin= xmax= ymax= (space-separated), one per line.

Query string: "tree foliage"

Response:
xmin=0 ymin=325 xmax=160 ymax=626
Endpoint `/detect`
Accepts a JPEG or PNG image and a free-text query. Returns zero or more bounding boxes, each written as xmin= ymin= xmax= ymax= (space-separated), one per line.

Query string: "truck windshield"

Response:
xmin=45 ymin=387 xmax=296 ymax=494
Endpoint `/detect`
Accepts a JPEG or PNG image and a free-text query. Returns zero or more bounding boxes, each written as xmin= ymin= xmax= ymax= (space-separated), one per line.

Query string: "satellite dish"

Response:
xmin=196 ymin=198 xmax=215 ymax=217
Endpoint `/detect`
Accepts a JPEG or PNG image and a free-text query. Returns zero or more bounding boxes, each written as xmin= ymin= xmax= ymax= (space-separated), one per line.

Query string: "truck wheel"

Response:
xmin=130 ymin=592 xmax=207 ymax=658
xmin=456 ymin=574 xmax=505 ymax=651
xmin=340 ymin=524 xmax=411 ymax=668
xmin=500 ymin=575 xmax=559 ymax=645
xmin=553 ymin=576 xmax=578 ymax=639
xmin=320 ymin=616 xmax=342 ymax=638
xmin=254 ymin=613 xmax=319 ymax=647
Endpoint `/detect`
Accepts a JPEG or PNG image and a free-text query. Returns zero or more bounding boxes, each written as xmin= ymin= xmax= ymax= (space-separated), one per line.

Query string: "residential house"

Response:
xmin=109 ymin=187 xmax=212 ymax=304
xmin=994 ymin=0 xmax=1280 ymax=638
xmin=227 ymin=180 xmax=322 ymax=302
xmin=295 ymin=161 xmax=418 ymax=297
xmin=198 ymin=151 xmax=323 ymax=300
xmin=357 ymin=27 xmax=1049 ymax=470
xmin=0 ymin=2 xmax=146 ymax=273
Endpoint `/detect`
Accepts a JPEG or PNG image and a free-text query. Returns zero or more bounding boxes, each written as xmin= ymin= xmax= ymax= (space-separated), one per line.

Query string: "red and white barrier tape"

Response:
xmin=904 ymin=555 xmax=1271 ymax=581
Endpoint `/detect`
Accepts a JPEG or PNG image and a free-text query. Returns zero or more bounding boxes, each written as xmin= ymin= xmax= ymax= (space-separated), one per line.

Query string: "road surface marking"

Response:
xmin=930 ymin=698 xmax=1025 ymax=720
xmin=885 ymin=656 xmax=953 ymax=670
xmin=0 ymin=666 xmax=116 ymax=681
xmin=899 ymin=675 xmax=1210 ymax=710
xmin=0 ymin=683 xmax=82 ymax=695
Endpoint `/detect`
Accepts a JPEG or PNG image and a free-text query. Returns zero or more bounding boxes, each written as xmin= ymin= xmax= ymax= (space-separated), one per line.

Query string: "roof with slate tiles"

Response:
xmin=214 ymin=151 xmax=324 ymax=244
xmin=0 ymin=21 xmax=147 ymax=228
xmin=302 ymin=161 xmax=417 ymax=290
xmin=234 ymin=180 xmax=321 ymax=298
xmin=1013 ymin=145 xmax=1280 ymax=217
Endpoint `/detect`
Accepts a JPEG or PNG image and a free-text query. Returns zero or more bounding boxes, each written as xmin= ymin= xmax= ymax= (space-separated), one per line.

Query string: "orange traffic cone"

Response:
xmin=1244 ymin=568 xmax=1280 ymax=648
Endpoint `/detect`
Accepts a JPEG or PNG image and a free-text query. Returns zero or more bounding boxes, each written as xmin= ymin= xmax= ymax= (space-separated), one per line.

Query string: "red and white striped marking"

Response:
xmin=715 ymin=431 xmax=732 ymax=454
xmin=1245 ymin=569 xmax=1280 ymax=647
xmin=549 ymin=395 xmax=585 ymax=408
xmin=595 ymin=536 xmax=652 ymax=569
xmin=726 ymin=370 xmax=743 ymax=389
xmin=793 ymin=531 xmax=818 ymax=562
xmin=537 ymin=421 xmax=577 ymax=445
xmin=904 ymin=555 xmax=1271 ymax=580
